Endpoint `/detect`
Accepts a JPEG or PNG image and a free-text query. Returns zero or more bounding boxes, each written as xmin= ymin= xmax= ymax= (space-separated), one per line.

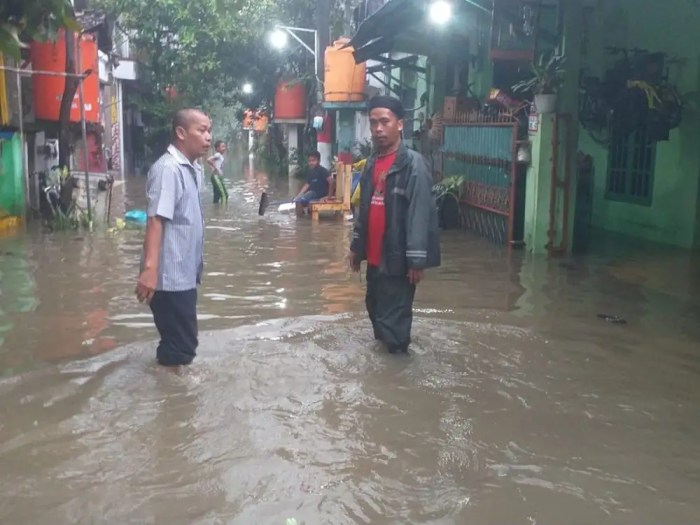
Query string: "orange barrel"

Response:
xmin=242 ymin=109 xmax=255 ymax=129
xmin=324 ymin=38 xmax=366 ymax=102
xmin=274 ymin=80 xmax=306 ymax=120
xmin=165 ymin=85 xmax=179 ymax=101
xmin=30 ymin=30 xmax=100 ymax=123
xmin=254 ymin=113 xmax=269 ymax=132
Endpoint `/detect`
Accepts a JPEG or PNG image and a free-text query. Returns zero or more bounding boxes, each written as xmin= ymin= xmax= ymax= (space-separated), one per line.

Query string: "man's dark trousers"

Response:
xmin=365 ymin=266 xmax=416 ymax=353
xmin=149 ymin=289 xmax=198 ymax=366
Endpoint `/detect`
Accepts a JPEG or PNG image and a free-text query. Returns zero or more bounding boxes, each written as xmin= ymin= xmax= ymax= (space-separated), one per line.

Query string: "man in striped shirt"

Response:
xmin=136 ymin=108 xmax=210 ymax=367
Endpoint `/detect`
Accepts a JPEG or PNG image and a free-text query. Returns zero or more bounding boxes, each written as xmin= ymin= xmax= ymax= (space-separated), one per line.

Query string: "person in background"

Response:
xmin=349 ymin=95 xmax=441 ymax=355
xmin=136 ymin=108 xmax=210 ymax=367
xmin=207 ymin=140 xmax=228 ymax=204
xmin=350 ymin=158 xmax=367 ymax=218
xmin=293 ymin=151 xmax=333 ymax=216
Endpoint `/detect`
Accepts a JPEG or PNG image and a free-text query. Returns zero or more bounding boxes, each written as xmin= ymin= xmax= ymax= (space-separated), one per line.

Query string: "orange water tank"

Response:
xmin=242 ymin=109 xmax=254 ymax=129
xmin=165 ymin=85 xmax=179 ymax=101
xmin=274 ymin=80 xmax=306 ymax=120
xmin=254 ymin=113 xmax=269 ymax=132
xmin=324 ymin=38 xmax=366 ymax=103
xmin=30 ymin=30 xmax=99 ymax=123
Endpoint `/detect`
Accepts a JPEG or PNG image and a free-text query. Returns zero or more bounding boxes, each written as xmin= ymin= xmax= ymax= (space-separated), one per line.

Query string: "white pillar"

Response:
xmin=317 ymin=112 xmax=333 ymax=169
xmin=116 ymin=81 xmax=125 ymax=178
xmin=318 ymin=142 xmax=332 ymax=170
xmin=248 ymin=130 xmax=254 ymax=156
xmin=287 ymin=124 xmax=299 ymax=178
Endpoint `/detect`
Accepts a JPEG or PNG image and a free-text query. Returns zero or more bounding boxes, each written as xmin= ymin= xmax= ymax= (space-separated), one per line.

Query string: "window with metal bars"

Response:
xmin=605 ymin=126 xmax=656 ymax=206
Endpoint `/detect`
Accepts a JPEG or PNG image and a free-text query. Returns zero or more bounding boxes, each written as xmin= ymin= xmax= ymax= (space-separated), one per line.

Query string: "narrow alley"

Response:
xmin=1 ymin=168 xmax=699 ymax=523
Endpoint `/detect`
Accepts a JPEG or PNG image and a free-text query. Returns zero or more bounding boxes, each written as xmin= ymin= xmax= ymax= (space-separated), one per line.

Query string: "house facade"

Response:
xmin=348 ymin=0 xmax=700 ymax=254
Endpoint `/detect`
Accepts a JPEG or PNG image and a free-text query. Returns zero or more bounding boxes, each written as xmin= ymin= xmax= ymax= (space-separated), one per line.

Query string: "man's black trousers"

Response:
xmin=365 ymin=266 xmax=416 ymax=353
xmin=149 ymin=289 xmax=198 ymax=366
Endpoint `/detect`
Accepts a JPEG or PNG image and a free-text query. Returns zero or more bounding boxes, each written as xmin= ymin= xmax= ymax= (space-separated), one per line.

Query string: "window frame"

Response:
xmin=605 ymin=126 xmax=657 ymax=206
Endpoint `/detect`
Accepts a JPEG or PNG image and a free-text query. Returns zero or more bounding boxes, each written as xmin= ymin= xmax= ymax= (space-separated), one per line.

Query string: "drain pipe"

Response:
xmin=15 ymin=68 xmax=29 ymax=224
xmin=560 ymin=113 xmax=573 ymax=254
xmin=547 ymin=113 xmax=559 ymax=256
xmin=76 ymin=35 xmax=93 ymax=230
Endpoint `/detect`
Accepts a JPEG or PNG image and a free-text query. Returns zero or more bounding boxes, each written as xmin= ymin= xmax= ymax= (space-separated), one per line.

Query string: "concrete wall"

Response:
xmin=580 ymin=0 xmax=700 ymax=248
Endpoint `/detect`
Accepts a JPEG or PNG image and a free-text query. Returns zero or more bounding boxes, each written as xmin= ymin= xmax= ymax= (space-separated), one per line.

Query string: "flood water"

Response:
xmin=1 ymin=158 xmax=700 ymax=524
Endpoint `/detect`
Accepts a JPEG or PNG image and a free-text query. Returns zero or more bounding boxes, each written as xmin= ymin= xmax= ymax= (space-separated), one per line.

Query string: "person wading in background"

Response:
xmin=349 ymin=95 xmax=441 ymax=354
xmin=136 ymin=108 xmax=210 ymax=367
xmin=207 ymin=140 xmax=229 ymax=204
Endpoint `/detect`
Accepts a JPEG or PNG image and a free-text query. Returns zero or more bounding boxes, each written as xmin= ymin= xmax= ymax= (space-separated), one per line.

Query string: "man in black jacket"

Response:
xmin=349 ymin=96 xmax=441 ymax=354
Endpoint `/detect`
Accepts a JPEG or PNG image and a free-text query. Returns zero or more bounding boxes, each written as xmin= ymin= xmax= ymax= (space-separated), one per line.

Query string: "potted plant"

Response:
xmin=513 ymin=53 xmax=566 ymax=114
xmin=433 ymin=175 xmax=466 ymax=230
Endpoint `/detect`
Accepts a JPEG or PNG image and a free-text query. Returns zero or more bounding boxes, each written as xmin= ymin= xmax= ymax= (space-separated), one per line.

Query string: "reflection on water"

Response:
xmin=1 ymin=156 xmax=700 ymax=523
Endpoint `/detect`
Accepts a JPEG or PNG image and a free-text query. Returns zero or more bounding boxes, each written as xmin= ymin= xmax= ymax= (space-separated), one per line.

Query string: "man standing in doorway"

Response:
xmin=136 ymin=108 xmax=210 ymax=367
xmin=349 ymin=96 xmax=441 ymax=354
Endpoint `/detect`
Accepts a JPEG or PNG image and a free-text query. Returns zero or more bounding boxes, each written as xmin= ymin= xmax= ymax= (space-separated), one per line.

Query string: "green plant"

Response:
xmin=0 ymin=0 xmax=78 ymax=58
xmin=45 ymin=198 xmax=90 ymax=231
xmin=353 ymin=139 xmax=373 ymax=162
xmin=512 ymin=53 xmax=566 ymax=96
xmin=441 ymin=175 xmax=466 ymax=197
xmin=251 ymin=132 xmax=288 ymax=177
xmin=289 ymin=149 xmax=309 ymax=180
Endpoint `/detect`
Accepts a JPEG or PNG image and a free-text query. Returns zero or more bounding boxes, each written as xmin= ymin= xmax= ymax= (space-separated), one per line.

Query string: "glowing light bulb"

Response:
xmin=429 ymin=1 xmax=452 ymax=25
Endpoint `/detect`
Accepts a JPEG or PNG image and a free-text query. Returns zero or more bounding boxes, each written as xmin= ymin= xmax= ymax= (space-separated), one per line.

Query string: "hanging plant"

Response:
xmin=512 ymin=53 xmax=567 ymax=96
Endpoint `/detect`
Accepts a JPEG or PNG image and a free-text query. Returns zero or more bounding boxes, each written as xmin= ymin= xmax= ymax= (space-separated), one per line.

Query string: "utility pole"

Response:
xmin=315 ymin=0 xmax=332 ymax=169
xmin=315 ymin=0 xmax=331 ymax=98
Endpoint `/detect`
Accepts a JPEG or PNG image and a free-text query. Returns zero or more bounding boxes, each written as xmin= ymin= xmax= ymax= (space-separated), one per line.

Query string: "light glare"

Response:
xmin=429 ymin=1 xmax=452 ymax=25
xmin=269 ymin=29 xmax=288 ymax=50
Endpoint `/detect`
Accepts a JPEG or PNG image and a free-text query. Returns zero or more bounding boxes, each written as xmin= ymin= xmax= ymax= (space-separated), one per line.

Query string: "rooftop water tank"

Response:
xmin=324 ymin=38 xmax=366 ymax=103
xmin=30 ymin=30 xmax=99 ymax=123
xmin=274 ymin=80 xmax=306 ymax=120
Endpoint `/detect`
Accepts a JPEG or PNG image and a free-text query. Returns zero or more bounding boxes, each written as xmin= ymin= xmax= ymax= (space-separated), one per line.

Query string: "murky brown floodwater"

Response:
xmin=1 ymin=156 xmax=700 ymax=524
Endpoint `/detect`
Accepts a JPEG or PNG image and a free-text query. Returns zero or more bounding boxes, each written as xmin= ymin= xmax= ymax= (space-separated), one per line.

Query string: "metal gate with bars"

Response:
xmin=441 ymin=118 xmax=525 ymax=245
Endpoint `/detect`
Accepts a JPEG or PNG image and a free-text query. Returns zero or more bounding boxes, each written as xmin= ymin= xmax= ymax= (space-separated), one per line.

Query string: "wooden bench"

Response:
xmin=309 ymin=162 xmax=353 ymax=221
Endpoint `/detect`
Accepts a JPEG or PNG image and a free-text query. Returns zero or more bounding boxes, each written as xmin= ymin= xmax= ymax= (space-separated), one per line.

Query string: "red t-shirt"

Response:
xmin=366 ymin=152 xmax=397 ymax=267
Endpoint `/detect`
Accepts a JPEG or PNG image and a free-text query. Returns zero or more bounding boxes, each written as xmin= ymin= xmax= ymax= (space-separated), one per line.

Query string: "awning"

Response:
xmin=348 ymin=0 xmax=492 ymax=63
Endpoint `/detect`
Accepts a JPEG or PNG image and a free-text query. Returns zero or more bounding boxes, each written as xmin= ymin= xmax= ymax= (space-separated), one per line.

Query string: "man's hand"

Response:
xmin=347 ymin=251 xmax=361 ymax=272
xmin=408 ymin=268 xmax=424 ymax=285
xmin=136 ymin=268 xmax=158 ymax=304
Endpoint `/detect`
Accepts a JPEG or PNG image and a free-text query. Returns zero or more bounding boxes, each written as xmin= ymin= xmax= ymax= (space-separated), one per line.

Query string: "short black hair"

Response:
xmin=214 ymin=140 xmax=225 ymax=148
xmin=307 ymin=151 xmax=321 ymax=161
xmin=171 ymin=108 xmax=205 ymax=138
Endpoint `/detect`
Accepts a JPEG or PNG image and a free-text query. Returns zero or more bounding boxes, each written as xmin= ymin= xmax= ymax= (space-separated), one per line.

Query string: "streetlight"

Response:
xmin=429 ymin=0 xmax=453 ymax=25
xmin=269 ymin=28 xmax=289 ymax=50
xmin=268 ymin=25 xmax=317 ymax=59
xmin=267 ymin=24 xmax=321 ymax=102
xmin=242 ymin=82 xmax=253 ymax=94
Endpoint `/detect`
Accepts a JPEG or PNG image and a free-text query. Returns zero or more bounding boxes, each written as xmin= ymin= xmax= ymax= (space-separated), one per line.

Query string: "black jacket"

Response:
xmin=351 ymin=143 xmax=441 ymax=276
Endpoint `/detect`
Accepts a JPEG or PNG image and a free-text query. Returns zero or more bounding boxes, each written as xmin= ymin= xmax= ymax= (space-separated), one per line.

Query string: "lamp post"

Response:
xmin=269 ymin=25 xmax=321 ymax=101
xmin=268 ymin=24 xmax=329 ymax=172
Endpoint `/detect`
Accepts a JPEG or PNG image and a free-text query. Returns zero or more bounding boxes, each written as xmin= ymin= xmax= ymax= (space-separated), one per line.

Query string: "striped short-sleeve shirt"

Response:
xmin=141 ymin=145 xmax=204 ymax=292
